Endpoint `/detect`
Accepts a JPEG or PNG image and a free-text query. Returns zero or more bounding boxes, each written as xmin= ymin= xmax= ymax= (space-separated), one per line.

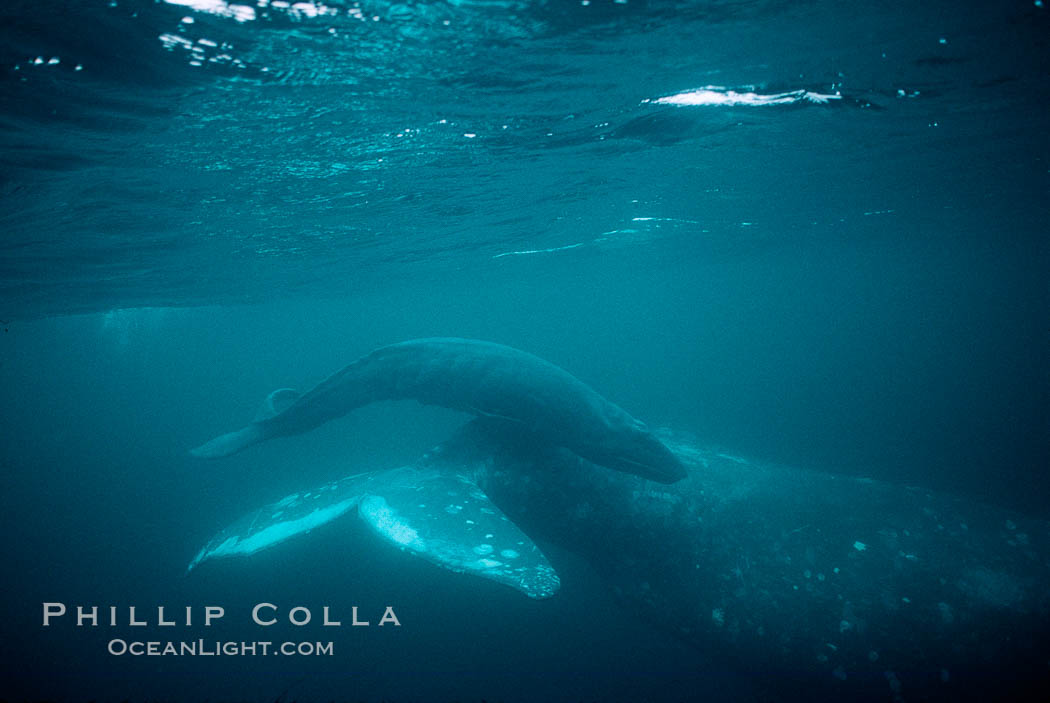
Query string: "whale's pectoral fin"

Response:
xmin=188 ymin=462 xmax=559 ymax=599
xmin=186 ymin=470 xmax=382 ymax=572
xmin=190 ymin=387 xmax=301 ymax=458
xmin=357 ymin=468 xmax=561 ymax=599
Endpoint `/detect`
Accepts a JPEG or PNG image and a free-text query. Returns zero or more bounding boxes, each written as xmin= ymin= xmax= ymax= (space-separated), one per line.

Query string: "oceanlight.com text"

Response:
xmin=107 ymin=639 xmax=334 ymax=656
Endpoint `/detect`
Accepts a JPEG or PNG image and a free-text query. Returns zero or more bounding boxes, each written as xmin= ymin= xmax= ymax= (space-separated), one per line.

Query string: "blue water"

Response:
xmin=1 ymin=0 xmax=1048 ymax=701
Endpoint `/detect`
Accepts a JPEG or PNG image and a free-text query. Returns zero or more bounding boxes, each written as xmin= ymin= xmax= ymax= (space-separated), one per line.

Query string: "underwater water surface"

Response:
xmin=1 ymin=0 xmax=1048 ymax=701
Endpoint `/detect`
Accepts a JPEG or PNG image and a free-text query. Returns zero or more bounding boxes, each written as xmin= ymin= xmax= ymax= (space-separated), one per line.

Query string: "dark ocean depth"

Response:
xmin=1 ymin=1 xmax=1048 ymax=701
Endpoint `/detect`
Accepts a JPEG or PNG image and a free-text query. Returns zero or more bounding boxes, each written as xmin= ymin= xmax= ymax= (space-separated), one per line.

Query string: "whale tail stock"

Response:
xmin=189 ymin=424 xmax=266 ymax=459
xmin=189 ymin=388 xmax=300 ymax=459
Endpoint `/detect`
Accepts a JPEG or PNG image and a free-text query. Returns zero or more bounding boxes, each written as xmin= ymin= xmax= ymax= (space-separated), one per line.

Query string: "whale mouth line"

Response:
xmin=605 ymin=454 xmax=685 ymax=483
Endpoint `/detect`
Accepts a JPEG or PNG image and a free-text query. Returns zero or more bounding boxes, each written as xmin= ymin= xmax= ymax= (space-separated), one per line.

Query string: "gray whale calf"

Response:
xmin=191 ymin=338 xmax=686 ymax=483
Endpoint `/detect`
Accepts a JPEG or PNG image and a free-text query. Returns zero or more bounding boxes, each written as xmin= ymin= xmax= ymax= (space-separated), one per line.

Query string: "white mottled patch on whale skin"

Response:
xmin=351 ymin=468 xmax=561 ymax=599
xmin=359 ymin=496 xmax=425 ymax=550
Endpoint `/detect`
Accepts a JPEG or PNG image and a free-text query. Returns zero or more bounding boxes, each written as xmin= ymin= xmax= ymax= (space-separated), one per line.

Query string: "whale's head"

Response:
xmin=584 ymin=420 xmax=689 ymax=484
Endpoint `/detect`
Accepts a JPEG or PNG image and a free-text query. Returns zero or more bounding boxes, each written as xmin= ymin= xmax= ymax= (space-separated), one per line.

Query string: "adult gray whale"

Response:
xmin=190 ymin=338 xmax=686 ymax=483
xmin=191 ymin=420 xmax=1050 ymax=701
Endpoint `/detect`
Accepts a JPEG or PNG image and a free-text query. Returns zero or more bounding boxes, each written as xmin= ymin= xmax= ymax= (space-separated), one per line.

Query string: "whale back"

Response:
xmin=192 ymin=338 xmax=686 ymax=482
